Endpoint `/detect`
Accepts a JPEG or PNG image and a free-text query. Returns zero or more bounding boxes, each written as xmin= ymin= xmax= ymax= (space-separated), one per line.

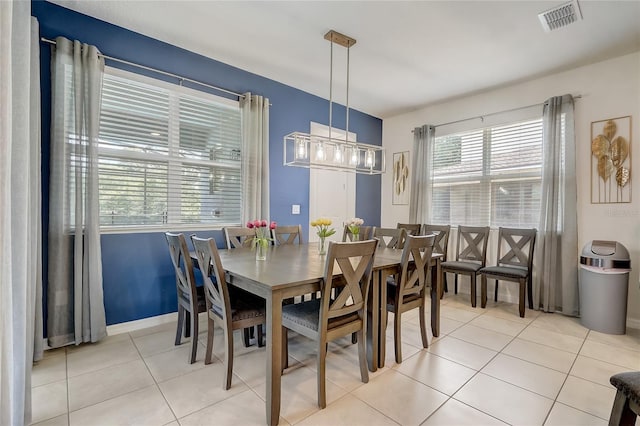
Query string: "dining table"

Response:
xmin=210 ymin=242 xmax=442 ymax=425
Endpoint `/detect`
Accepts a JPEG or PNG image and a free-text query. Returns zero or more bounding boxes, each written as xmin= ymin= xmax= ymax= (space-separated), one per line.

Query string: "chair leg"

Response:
xmin=257 ymin=325 xmax=264 ymax=348
xmin=443 ymin=273 xmax=448 ymax=293
xmin=419 ymin=304 xmax=429 ymax=349
xmin=481 ymin=275 xmax=487 ymax=308
xmin=223 ymin=326 xmax=233 ymax=390
xmin=242 ymin=328 xmax=251 ymax=347
xmin=184 ymin=310 xmax=191 ymax=338
xmin=189 ymin=310 xmax=198 ymax=364
xmin=205 ymin=318 xmax=214 ymax=365
xmin=281 ymin=327 xmax=288 ymax=372
xmin=357 ymin=328 xmax=369 ymax=384
xmin=454 ymin=275 xmax=458 ymax=294
xmin=609 ymin=389 xmax=637 ymax=426
xmin=317 ymin=339 xmax=327 ymax=409
xmin=470 ymin=274 xmax=477 ymax=308
xmin=527 ymin=275 xmax=534 ymax=309
xmin=494 ymin=279 xmax=499 ymax=302
xmin=175 ymin=306 xmax=185 ymax=345
xmin=518 ymin=279 xmax=526 ymax=318
xmin=394 ymin=310 xmax=403 ymax=363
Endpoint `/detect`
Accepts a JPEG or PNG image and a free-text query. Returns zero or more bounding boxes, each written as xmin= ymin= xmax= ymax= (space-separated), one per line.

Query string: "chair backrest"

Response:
xmin=396 ymin=223 xmax=422 ymax=236
xmin=395 ymin=234 xmax=436 ymax=301
xmin=455 ymin=226 xmax=490 ymax=266
xmin=373 ymin=227 xmax=406 ymax=249
xmin=272 ymin=225 xmax=303 ymax=245
xmin=320 ymin=239 xmax=378 ymax=326
xmin=496 ymin=227 xmax=537 ymax=272
xmin=165 ymin=232 xmax=198 ymax=306
xmin=223 ymin=227 xmax=254 ymax=249
xmin=342 ymin=225 xmax=374 ymax=242
xmin=191 ymin=236 xmax=232 ymax=325
xmin=422 ymin=224 xmax=451 ymax=260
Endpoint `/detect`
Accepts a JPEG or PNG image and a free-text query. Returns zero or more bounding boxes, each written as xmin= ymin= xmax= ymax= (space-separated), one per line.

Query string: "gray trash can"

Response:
xmin=579 ymin=240 xmax=631 ymax=335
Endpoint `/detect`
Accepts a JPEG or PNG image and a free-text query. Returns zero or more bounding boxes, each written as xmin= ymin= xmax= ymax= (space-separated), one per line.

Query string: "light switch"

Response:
xmin=292 ymin=204 xmax=301 ymax=215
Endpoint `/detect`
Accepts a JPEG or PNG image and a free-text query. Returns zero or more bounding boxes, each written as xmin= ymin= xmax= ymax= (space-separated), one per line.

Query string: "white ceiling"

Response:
xmin=49 ymin=0 xmax=640 ymax=118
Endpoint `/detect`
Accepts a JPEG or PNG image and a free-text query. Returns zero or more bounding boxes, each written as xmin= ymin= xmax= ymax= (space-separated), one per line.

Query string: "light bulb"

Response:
xmin=296 ymin=139 xmax=307 ymax=160
xmin=334 ymin=144 xmax=344 ymax=163
xmin=350 ymin=147 xmax=359 ymax=166
xmin=365 ymin=149 xmax=374 ymax=168
xmin=316 ymin=142 xmax=325 ymax=161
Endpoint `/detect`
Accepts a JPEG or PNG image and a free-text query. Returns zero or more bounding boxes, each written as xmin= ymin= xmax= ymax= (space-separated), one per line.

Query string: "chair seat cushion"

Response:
xmin=480 ymin=265 xmax=529 ymax=279
xmin=441 ymin=261 xmax=482 ymax=273
xmin=386 ymin=281 xmax=421 ymax=308
xmin=282 ymin=299 xmax=359 ymax=332
xmin=610 ymin=372 xmax=640 ymax=406
xmin=210 ymin=290 xmax=265 ymax=322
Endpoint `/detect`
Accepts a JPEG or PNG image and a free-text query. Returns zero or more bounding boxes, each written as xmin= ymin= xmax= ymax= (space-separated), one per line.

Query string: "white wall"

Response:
xmin=382 ymin=51 xmax=640 ymax=326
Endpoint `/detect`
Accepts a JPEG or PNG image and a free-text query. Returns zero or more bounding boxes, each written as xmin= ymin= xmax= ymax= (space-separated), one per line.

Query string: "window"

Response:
xmin=97 ymin=68 xmax=242 ymax=229
xmin=431 ymin=118 xmax=543 ymax=228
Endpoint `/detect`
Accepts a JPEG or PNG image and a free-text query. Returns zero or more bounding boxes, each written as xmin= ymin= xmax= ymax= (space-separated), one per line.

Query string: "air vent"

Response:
xmin=538 ymin=0 xmax=582 ymax=32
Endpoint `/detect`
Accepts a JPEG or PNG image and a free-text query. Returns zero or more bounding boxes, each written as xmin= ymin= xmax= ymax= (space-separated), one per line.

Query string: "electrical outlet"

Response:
xmin=292 ymin=204 xmax=300 ymax=215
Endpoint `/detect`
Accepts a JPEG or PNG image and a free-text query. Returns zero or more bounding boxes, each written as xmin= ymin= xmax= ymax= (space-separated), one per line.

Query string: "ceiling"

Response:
xmin=49 ymin=1 xmax=640 ymax=118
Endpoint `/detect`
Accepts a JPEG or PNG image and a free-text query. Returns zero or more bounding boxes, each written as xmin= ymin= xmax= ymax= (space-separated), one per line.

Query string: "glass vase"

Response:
xmin=255 ymin=242 xmax=267 ymax=261
xmin=352 ymin=232 xmax=360 ymax=241
xmin=318 ymin=236 xmax=327 ymax=255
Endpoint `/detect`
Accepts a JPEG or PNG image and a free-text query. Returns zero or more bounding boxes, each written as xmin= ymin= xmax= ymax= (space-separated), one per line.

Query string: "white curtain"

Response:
xmin=240 ymin=92 xmax=270 ymax=223
xmin=48 ymin=37 xmax=107 ymax=347
xmin=534 ymin=94 xmax=578 ymax=315
xmin=409 ymin=125 xmax=435 ymax=224
xmin=0 ymin=3 xmax=43 ymax=423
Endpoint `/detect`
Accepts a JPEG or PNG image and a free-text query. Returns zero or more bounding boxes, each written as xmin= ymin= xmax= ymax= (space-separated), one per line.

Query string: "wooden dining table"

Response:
xmin=212 ymin=242 xmax=442 ymax=425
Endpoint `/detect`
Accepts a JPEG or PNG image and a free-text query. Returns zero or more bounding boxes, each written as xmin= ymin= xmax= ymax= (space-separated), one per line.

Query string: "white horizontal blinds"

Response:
xmin=430 ymin=118 xmax=543 ymax=228
xmin=177 ymin=96 xmax=241 ymax=224
xmin=489 ymin=119 xmax=543 ymax=227
xmin=97 ymin=68 xmax=241 ymax=228
xmin=431 ymin=130 xmax=488 ymax=225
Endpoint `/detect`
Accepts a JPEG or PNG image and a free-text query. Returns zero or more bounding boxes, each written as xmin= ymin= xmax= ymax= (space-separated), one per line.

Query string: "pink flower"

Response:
xmin=270 ymin=221 xmax=277 ymax=230
xmin=261 ymin=219 xmax=268 ymax=227
xmin=246 ymin=221 xmax=254 ymax=229
xmin=253 ymin=220 xmax=261 ymax=228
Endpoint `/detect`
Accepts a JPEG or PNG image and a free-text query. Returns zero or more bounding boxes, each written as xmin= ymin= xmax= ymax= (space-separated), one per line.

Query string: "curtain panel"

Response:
xmin=534 ymin=94 xmax=578 ymax=315
xmin=240 ymin=92 xmax=270 ymax=223
xmin=0 ymin=3 xmax=43 ymax=423
xmin=409 ymin=125 xmax=435 ymax=224
xmin=48 ymin=37 xmax=107 ymax=347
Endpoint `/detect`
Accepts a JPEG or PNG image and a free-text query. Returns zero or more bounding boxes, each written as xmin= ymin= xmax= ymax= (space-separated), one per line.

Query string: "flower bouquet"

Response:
xmin=310 ymin=217 xmax=335 ymax=255
xmin=247 ymin=219 xmax=276 ymax=260
xmin=346 ymin=217 xmax=364 ymax=240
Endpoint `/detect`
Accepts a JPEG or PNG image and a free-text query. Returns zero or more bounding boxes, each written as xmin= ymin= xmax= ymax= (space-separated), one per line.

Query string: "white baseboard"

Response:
xmin=627 ymin=317 xmax=640 ymax=330
xmin=106 ymin=312 xmax=178 ymax=336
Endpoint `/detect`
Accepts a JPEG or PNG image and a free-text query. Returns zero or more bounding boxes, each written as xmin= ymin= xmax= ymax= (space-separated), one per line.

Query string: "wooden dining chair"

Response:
xmin=396 ymin=222 xmax=422 ymax=236
xmin=272 ymin=224 xmax=303 ymax=245
xmin=165 ymin=232 xmax=207 ymax=364
xmin=191 ymin=236 xmax=266 ymax=389
xmin=281 ymin=239 xmax=378 ymax=408
xmin=422 ymin=224 xmax=451 ymax=296
xmin=479 ymin=227 xmax=536 ymax=317
xmin=387 ymin=234 xmax=436 ymax=363
xmin=609 ymin=371 xmax=640 ymax=426
xmin=440 ymin=226 xmax=490 ymax=308
xmin=342 ymin=225 xmax=373 ymax=242
xmin=223 ymin=227 xmax=255 ymax=249
xmin=373 ymin=227 xmax=407 ymax=249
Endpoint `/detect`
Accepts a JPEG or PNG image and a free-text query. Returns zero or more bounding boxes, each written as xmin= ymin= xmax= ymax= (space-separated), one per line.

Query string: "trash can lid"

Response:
xmin=580 ymin=240 xmax=631 ymax=269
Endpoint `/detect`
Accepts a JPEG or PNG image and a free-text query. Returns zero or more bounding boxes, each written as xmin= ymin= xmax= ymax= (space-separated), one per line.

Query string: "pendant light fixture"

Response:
xmin=283 ymin=30 xmax=385 ymax=175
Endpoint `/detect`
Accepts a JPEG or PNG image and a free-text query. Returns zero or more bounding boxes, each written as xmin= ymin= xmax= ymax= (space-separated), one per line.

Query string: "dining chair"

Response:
xmin=373 ymin=227 xmax=407 ymax=249
xmin=191 ymin=236 xmax=266 ymax=389
xmin=396 ymin=222 xmax=422 ymax=236
xmin=386 ymin=234 xmax=436 ymax=363
xmin=223 ymin=227 xmax=255 ymax=249
xmin=609 ymin=371 xmax=640 ymax=426
xmin=422 ymin=224 xmax=451 ymax=296
xmin=272 ymin=224 xmax=303 ymax=245
xmin=165 ymin=232 xmax=207 ymax=364
xmin=342 ymin=225 xmax=373 ymax=242
xmin=281 ymin=239 xmax=378 ymax=408
xmin=479 ymin=227 xmax=536 ymax=317
xmin=440 ymin=226 xmax=490 ymax=308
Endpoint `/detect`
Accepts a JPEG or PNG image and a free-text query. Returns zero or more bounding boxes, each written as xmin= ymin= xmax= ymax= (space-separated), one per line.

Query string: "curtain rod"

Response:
xmin=40 ymin=37 xmax=245 ymax=99
xmin=412 ymin=94 xmax=582 ymax=131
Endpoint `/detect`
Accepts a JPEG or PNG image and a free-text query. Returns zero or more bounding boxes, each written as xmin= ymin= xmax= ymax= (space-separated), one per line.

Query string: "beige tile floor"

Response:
xmin=32 ymin=293 xmax=640 ymax=426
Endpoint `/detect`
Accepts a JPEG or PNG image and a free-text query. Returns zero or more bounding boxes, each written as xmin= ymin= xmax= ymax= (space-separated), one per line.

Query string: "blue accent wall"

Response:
xmin=33 ymin=1 xmax=382 ymax=326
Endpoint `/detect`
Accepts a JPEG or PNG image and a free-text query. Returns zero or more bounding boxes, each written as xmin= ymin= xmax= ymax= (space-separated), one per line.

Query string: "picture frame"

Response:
xmin=590 ymin=116 xmax=632 ymax=203
xmin=392 ymin=151 xmax=410 ymax=205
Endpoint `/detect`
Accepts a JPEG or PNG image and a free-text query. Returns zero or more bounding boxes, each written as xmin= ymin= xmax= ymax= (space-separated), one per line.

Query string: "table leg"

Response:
xmin=378 ymin=269 xmax=389 ymax=368
xmin=266 ymin=291 xmax=283 ymax=426
xmin=430 ymin=258 xmax=441 ymax=337
xmin=367 ymin=269 xmax=379 ymax=372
